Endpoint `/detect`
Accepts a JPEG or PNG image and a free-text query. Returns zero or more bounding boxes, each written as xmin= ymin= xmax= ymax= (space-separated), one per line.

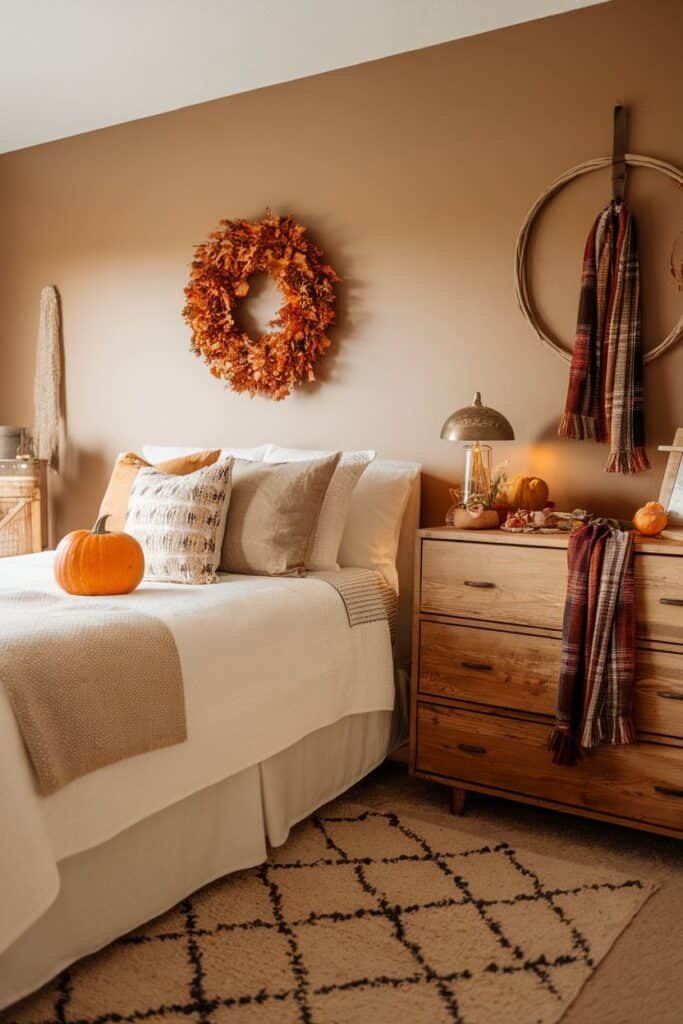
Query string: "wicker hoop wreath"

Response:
xmin=183 ymin=211 xmax=339 ymax=400
xmin=514 ymin=153 xmax=683 ymax=364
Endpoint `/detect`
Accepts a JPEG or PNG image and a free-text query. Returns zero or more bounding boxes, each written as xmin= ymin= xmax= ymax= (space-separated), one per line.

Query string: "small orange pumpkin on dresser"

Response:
xmin=54 ymin=515 xmax=145 ymax=595
xmin=632 ymin=501 xmax=669 ymax=537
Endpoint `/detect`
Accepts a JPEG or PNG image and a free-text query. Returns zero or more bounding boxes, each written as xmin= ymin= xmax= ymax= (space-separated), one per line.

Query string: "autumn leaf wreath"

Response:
xmin=183 ymin=211 xmax=339 ymax=400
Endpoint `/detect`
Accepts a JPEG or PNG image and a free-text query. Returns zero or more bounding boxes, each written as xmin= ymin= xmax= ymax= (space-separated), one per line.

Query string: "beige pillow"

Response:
xmin=220 ymin=455 xmax=340 ymax=576
xmin=126 ymin=459 xmax=233 ymax=584
xmin=264 ymin=446 xmax=375 ymax=570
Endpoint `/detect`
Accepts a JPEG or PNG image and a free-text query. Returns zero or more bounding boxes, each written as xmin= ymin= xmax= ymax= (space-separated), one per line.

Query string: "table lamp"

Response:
xmin=440 ymin=392 xmax=515 ymax=504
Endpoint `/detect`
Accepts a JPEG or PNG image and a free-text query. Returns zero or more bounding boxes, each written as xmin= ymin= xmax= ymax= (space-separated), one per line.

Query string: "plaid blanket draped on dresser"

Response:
xmin=549 ymin=522 xmax=637 ymax=765
xmin=558 ymin=200 xmax=649 ymax=475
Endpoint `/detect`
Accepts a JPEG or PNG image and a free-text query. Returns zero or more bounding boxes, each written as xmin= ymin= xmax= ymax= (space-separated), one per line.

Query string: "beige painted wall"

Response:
xmin=1 ymin=0 xmax=681 ymax=536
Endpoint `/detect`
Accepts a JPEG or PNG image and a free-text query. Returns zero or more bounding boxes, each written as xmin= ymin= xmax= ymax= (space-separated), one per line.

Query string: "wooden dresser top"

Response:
xmin=418 ymin=526 xmax=683 ymax=556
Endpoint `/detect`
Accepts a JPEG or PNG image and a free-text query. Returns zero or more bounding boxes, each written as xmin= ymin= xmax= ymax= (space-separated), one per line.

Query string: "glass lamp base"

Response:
xmin=463 ymin=442 xmax=492 ymax=505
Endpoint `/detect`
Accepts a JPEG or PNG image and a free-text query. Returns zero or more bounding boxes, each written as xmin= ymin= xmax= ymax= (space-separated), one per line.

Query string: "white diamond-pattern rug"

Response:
xmin=5 ymin=803 xmax=656 ymax=1024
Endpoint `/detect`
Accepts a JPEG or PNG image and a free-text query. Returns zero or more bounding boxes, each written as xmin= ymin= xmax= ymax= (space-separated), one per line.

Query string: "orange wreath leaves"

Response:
xmin=182 ymin=211 xmax=339 ymax=400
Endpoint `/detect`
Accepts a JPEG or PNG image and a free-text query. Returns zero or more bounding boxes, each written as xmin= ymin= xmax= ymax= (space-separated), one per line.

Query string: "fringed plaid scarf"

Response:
xmin=559 ymin=201 xmax=649 ymax=474
xmin=549 ymin=522 xmax=637 ymax=765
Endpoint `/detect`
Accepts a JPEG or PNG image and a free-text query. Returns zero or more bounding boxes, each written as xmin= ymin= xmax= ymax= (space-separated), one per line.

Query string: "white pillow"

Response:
xmin=338 ymin=460 xmax=420 ymax=592
xmin=264 ymin=446 xmax=375 ymax=569
xmin=142 ymin=443 xmax=269 ymax=464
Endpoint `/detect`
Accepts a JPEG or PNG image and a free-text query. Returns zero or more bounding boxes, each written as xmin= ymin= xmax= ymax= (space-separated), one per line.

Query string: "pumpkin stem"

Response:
xmin=92 ymin=514 xmax=111 ymax=535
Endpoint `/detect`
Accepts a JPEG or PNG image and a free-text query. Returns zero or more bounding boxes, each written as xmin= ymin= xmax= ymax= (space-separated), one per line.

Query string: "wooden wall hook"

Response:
xmin=612 ymin=103 xmax=627 ymax=201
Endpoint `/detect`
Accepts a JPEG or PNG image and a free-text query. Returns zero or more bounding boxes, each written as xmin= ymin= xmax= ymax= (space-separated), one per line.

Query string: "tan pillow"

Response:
xmin=264 ymin=446 xmax=376 ymax=570
xmin=221 ymin=454 xmax=340 ymax=575
xmin=99 ymin=449 xmax=220 ymax=531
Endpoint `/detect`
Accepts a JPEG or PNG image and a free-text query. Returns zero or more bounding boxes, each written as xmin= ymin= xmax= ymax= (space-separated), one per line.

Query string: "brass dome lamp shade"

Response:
xmin=440 ymin=392 xmax=515 ymax=504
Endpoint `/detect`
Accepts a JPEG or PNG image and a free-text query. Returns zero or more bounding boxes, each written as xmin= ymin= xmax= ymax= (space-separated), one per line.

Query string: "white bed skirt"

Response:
xmin=1 ymin=710 xmax=394 ymax=1010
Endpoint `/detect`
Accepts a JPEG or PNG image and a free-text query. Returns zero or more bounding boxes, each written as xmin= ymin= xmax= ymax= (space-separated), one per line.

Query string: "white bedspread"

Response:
xmin=0 ymin=552 xmax=395 ymax=956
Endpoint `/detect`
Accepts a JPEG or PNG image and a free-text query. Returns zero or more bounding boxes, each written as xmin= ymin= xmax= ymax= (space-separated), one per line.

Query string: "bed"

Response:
xmin=0 ymin=468 xmax=419 ymax=1010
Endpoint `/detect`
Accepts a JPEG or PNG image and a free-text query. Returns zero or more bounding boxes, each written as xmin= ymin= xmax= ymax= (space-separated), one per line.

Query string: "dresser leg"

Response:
xmin=450 ymin=787 xmax=466 ymax=815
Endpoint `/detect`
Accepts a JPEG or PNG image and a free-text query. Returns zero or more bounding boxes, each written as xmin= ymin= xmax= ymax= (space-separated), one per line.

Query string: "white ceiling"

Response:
xmin=0 ymin=0 xmax=604 ymax=154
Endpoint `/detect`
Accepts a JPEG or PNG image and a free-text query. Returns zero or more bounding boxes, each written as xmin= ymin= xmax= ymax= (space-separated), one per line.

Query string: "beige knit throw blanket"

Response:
xmin=0 ymin=590 xmax=186 ymax=795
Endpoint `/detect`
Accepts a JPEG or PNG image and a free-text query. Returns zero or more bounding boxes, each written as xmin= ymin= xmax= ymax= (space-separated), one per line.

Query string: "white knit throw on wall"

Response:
xmin=33 ymin=285 xmax=61 ymax=462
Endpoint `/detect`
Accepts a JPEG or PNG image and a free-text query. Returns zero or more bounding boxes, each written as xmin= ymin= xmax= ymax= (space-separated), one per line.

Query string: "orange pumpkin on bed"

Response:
xmin=54 ymin=515 xmax=145 ymax=595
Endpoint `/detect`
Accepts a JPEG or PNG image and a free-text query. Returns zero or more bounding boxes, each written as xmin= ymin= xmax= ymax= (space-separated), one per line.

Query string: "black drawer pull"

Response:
xmin=660 ymin=597 xmax=683 ymax=607
xmin=656 ymin=690 xmax=683 ymax=701
xmin=654 ymin=785 xmax=683 ymax=798
xmin=458 ymin=742 xmax=487 ymax=756
xmin=461 ymin=661 xmax=494 ymax=672
xmin=464 ymin=580 xmax=496 ymax=589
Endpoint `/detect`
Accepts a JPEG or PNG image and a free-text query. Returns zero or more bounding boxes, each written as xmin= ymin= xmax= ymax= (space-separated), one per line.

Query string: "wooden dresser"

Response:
xmin=409 ymin=527 xmax=683 ymax=838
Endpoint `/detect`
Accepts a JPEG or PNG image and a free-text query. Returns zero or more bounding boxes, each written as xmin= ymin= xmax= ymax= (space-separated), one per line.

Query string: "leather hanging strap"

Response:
xmin=612 ymin=104 xmax=627 ymax=202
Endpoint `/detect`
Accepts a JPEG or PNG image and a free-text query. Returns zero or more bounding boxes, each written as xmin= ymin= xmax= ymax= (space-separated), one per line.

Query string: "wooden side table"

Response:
xmin=0 ymin=459 xmax=47 ymax=557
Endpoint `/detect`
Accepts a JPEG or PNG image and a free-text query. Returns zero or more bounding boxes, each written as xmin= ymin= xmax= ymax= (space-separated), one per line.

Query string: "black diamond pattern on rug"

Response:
xmin=3 ymin=806 xmax=653 ymax=1024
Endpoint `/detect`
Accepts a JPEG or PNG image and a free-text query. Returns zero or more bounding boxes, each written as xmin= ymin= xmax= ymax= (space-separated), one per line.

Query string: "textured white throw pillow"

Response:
xmin=338 ymin=460 xmax=420 ymax=592
xmin=126 ymin=458 xmax=233 ymax=584
xmin=142 ymin=443 xmax=269 ymax=464
xmin=264 ymin=446 xmax=375 ymax=570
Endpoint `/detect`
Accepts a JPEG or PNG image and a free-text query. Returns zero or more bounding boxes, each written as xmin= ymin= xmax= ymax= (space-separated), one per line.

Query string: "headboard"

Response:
xmin=395 ymin=471 xmax=421 ymax=666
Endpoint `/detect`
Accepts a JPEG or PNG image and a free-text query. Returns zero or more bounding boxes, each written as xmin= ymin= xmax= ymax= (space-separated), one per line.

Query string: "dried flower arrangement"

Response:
xmin=182 ymin=211 xmax=339 ymax=400
xmin=501 ymin=507 xmax=568 ymax=533
xmin=445 ymin=464 xmax=508 ymax=523
xmin=500 ymin=508 xmax=624 ymax=534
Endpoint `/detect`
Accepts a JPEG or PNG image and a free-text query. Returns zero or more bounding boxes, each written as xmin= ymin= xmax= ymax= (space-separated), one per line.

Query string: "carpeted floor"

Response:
xmin=5 ymin=776 xmax=665 ymax=1024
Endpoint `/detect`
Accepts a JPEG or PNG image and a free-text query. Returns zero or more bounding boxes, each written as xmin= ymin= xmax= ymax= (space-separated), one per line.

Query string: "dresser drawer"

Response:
xmin=636 ymin=553 xmax=683 ymax=645
xmin=420 ymin=539 xmax=566 ymax=630
xmin=416 ymin=702 xmax=683 ymax=832
xmin=636 ymin=648 xmax=683 ymax=740
xmin=419 ymin=620 xmax=559 ymax=716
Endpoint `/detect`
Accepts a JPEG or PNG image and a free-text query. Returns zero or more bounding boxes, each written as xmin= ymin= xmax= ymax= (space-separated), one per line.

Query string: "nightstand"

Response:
xmin=0 ymin=459 xmax=47 ymax=557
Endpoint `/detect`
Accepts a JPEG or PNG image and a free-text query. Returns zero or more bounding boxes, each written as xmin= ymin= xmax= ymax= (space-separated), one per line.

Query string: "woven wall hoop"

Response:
xmin=514 ymin=153 xmax=683 ymax=364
